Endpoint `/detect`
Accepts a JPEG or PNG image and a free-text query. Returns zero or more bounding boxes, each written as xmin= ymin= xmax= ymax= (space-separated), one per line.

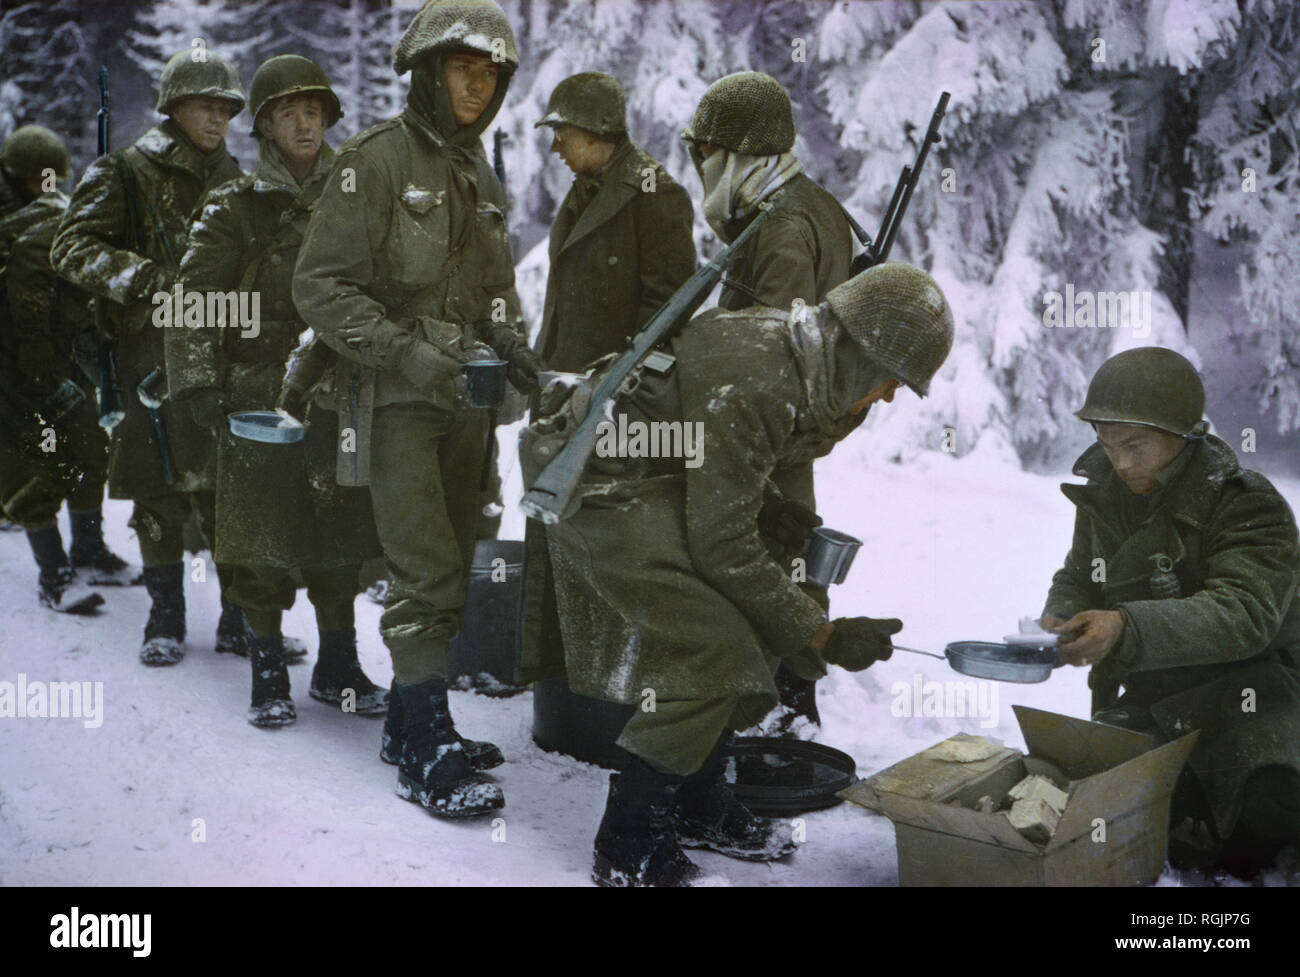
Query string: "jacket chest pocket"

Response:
xmin=385 ymin=184 xmax=452 ymax=287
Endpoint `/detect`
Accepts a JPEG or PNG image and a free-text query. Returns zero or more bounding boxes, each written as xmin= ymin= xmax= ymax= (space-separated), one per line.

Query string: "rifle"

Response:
xmin=94 ymin=65 xmax=125 ymax=430
xmin=521 ymin=192 xmax=785 ymax=525
xmin=492 ymin=129 xmax=508 ymax=190
xmin=848 ymin=91 xmax=950 ymax=274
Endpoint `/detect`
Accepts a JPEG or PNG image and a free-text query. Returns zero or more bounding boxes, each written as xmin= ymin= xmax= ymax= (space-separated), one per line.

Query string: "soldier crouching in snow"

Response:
xmin=1042 ymin=347 xmax=1300 ymax=878
xmin=167 ymin=56 xmax=386 ymax=729
xmin=524 ymin=262 xmax=954 ymax=886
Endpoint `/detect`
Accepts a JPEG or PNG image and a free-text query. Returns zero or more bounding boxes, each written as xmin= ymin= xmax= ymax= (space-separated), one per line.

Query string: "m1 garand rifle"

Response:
xmin=520 ymin=191 xmax=787 ymax=525
xmin=94 ymin=65 xmax=125 ymax=430
xmin=844 ymin=91 xmax=950 ymax=274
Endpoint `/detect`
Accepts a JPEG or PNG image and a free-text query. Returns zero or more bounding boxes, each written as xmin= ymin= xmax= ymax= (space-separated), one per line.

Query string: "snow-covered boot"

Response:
xmin=28 ymin=524 xmax=105 ymax=615
xmin=140 ymin=563 xmax=186 ymax=665
xmin=248 ymin=632 xmax=295 ymax=728
xmin=675 ymin=739 xmax=797 ymax=861
xmin=216 ymin=600 xmax=307 ymax=662
xmin=592 ymin=754 xmax=701 ymax=887
xmin=380 ymin=678 xmax=503 ymax=770
xmin=68 ymin=507 xmax=141 ymax=586
xmin=309 ymin=628 xmax=388 ymax=715
xmin=394 ymin=677 xmax=503 ymax=818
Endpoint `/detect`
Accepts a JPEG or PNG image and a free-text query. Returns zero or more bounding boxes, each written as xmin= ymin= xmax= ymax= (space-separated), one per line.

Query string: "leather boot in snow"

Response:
xmin=68 ymin=507 xmax=141 ymax=586
xmin=248 ymin=632 xmax=296 ymax=728
xmin=216 ymin=600 xmax=308 ymax=662
xmin=28 ymin=525 xmax=104 ymax=615
xmin=394 ymin=677 xmax=503 ymax=818
xmin=592 ymin=753 xmax=701 ymax=887
xmin=380 ymin=678 xmax=503 ymax=770
xmin=309 ymin=628 xmax=388 ymax=715
xmin=675 ymin=739 xmax=797 ymax=861
xmin=140 ymin=563 xmax=186 ymax=665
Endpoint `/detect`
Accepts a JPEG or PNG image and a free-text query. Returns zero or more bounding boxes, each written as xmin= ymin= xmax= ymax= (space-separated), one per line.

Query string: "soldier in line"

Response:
xmin=518 ymin=71 xmax=696 ymax=684
xmin=168 ymin=56 xmax=386 ymax=729
xmin=51 ymin=50 xmax=261 ymax=667
xmin=0 ymin=125 xmax=136 ymax=613
xmin=1042 ymin=347 xmax=1300 ymax=878
xmin=681 ymin=70 xmax=857 ymax=735
xmin=527 ymin=263 xmax=952 ymax=885
xmin=294 ymin=0 xmax=541 ymax=818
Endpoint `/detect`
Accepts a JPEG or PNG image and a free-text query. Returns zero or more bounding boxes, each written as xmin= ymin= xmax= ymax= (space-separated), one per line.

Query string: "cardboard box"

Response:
xmin=839 ymin=705 xmax=1199 ymax=885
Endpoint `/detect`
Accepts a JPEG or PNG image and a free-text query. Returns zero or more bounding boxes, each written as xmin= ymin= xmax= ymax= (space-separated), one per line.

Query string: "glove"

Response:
xmin=506 ymin=345 xmax=544 ymax=394
xmin=187 ymin=388 xmax=227 ymax=430
xmin=397 ymin=338 xmax=462 ymax=401
xmin=782 ymin=645 xmax=829 ymax=682
xmin=821 ymin=616 xmax=902 ymax=671
xmin=757 ymin=487 xmax=823 ymax=552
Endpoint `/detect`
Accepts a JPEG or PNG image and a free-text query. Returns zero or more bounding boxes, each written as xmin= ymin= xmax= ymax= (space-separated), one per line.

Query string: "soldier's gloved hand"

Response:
xmin=275 ymin=382 xmax=306 ymax=421
xmin=821 ymin=617 xmax=902 ymax=671
xmin=506 ymin=346 xmax=544 ymax=394
xmin=187 ymin=388 xmax=227 ymax=431
xmin=398 ymin=338 xmax=462 ymax=401
xmin=758 ymin=489 xmax=823 ymax=551
xmin=782 ymin=645 xmax=829 ymax=681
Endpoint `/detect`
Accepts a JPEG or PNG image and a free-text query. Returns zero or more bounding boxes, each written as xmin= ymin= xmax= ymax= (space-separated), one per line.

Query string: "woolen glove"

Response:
xmin=757 ymin=488 xmax=823 ymax=551
xmin=397 ymin=338 xmax=462 ymax=401
xmin=506 ymin=345 xmax=544 ymax=393
xmin=821 ymin=617 xmax=902 ymax=671
xmin=187 ymin=388 xmax=227 ymax=431
xmin=782 ymin=645 xmax=829 ymax=681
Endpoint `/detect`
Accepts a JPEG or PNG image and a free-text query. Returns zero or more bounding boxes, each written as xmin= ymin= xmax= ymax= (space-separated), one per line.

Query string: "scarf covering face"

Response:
xmin=700 ymin=149 xmax=803 ymax=240
xmin=788 ymin=304 xmax=891 ymax=440
xmin=255 ymin=137 xmax=335 ymax=192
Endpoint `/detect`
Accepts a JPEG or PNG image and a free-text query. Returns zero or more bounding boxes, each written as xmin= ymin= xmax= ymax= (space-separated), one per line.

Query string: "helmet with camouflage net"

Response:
xmin=0 ymin=125 xmax=72 ymax=181
xmin=825 ymin=263 xmax=954 ymax=397
xmin=1075 ymin=347 xmax=1205 ymax=437
xmin=156 ymin=48 xmax=246 ymax=115
xmin=534 ymin=72 xmax=626 ymax=137
xmin=247 ymin=55 xmax=343 ymax=136
xmin=393 ymin=0 xmax=519 ymax=74
xmin=681 ymin=71 xmax=795 ymax=156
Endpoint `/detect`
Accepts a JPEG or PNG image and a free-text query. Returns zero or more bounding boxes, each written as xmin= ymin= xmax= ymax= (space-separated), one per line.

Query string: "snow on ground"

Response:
xmin=3 ymin=427 xmax=1299 ymax=885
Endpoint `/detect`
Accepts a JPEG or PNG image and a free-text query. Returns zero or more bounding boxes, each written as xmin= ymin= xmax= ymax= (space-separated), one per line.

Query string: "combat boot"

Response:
xmin=309 ymin=628 xmax=388 ymax=715
xmin=248 ymin=632 xmax=295 ymax=728
xmin=27 ymin=524 xmax=104 ymax=615
xmin=394 ymin=677 xmax=503 ymax=818
xmin=592 ymin=753 xmax=702 ymax=887
xmin=140 ymin=563 xmax=186 ymax=665
xmin=216 ymin=600 xmax=307 ymax=663
xmin=380 ymin=678 xmax=503 ymax=770
xmin=675 ymin=739 xmax=797 ymax=861
xmin=68 ymin=507 xmax=141 ymax=586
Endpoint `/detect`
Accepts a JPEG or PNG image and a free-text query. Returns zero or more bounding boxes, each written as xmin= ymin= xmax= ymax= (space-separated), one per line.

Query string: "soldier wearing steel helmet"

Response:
xmin=50 ymin=48 xmax=250 ymax=669
xmin=526 ymin=262 xmax=952 ymax=885
xmin=0 ymin=125 xmax=135 ymax=614
xmin=683 ymin=70 xmax=857 ymax=734
xmin=518 ymin=71 xmax=696 ymax=685
xmin=293 ymin=0 xmax=537 ymax=818
xmin=166 ymin=55 xmax=387 ymax=730
xmin=1042 ymin=346 xmax=1300 ymax=877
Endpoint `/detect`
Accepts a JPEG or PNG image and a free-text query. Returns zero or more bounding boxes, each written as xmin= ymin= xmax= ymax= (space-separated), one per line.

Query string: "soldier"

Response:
xmin=167 ymin=56 xmax=386 ymax=728
xmin=51 ymin=50 xmax=261 ymax=667
xmin=0 ymin=125 xmax=135 ymax=613
xmin=1042 ymin=347 xmax=1300 ymax=877
xmin=526 ymin=262 xmax=952 ymax=885
xmin=294 ymin=0 xmax=540 ymax=818
xmin=681 ymin=70 xmax=856 ymax=734
xmin=518 ymin=71 xmax=696 ymax=683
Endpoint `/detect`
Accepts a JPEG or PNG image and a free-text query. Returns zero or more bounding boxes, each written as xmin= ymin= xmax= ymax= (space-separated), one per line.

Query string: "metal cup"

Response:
xmin=803 ymin=526 xmax=863 ymax=587
xmin=463 ymin=359 xmax=508 ymax=409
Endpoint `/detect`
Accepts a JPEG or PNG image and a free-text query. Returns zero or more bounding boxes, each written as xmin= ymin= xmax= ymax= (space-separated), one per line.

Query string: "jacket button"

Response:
xmin=607 ymin=256 xmax=618 ymax=266
xmin=269 ymin=254 xmax=283 ymax=266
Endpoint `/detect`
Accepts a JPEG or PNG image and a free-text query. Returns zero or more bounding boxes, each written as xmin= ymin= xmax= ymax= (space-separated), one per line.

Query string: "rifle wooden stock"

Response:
xmin=521 ymin=193 xmax=783 ymax=524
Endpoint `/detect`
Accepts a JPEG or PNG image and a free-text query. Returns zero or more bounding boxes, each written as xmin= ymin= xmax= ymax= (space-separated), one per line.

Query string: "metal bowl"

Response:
xmin=227 ymin=410 xmax=306 ymax=444
xmin=944 ymin=641 xmax=1061 ymax=684
xmin=723 ymin=737 xmax=857 ymax=815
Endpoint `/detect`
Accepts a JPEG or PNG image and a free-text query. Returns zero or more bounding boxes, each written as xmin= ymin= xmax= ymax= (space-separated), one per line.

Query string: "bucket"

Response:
xmin=532 ymin=675 xmax=635 ymax=769
xmin=463 ymin=359 xmax=508 ymax=409
xmin=804 ymin=526 xmax=863 ymax=587
xmin=446 ymin=539 xmax=527 ymax=695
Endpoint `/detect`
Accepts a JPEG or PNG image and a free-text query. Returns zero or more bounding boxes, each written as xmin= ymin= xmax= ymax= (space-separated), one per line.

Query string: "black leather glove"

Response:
xmin=821 ymin=617 xmax=902 ymax=671
xmin=506 ymin=345 xmax=544 ymax=394
xmin=782 ymin=645 xmax=829 ymax=681
xmin=187 ymin=388 xmax=227 ymax=431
